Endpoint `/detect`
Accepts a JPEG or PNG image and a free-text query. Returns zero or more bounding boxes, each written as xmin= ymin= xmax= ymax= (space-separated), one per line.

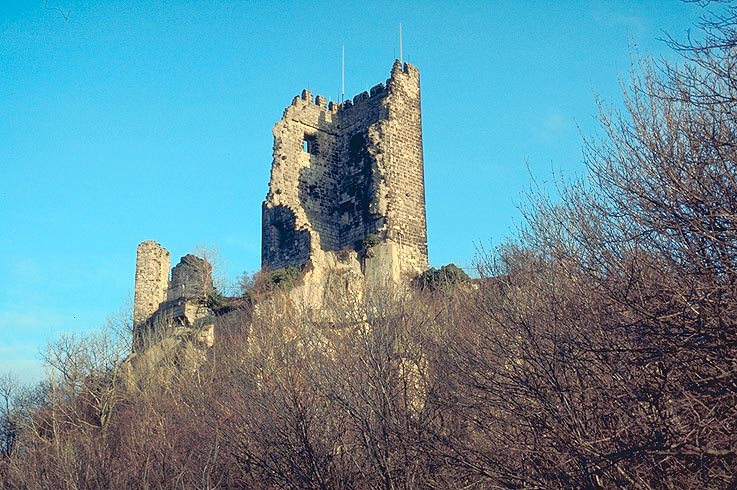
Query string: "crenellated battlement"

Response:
xmin=284 ymin=62 xmax=417 ymax=118
xmin=353 ymin=91 xmax=370 ymax=105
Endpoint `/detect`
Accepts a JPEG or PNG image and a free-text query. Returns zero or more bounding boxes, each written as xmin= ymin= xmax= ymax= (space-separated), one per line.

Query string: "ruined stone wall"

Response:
xmin=133 ymin=243 xmax=216 ymax=352
xmin=133 ymin=241 xmax=171 ymax=326
xmin=262 ymin=91 xmax=338 ymax=268
xmin=262 ymin=61 xmax=428 ymax=277
xmin=168 ymin=254 xmax=213 ymax=301
xmin=370 ymin=62 xmax=428 ymax=273
xmin=336 ymin=85 xmax=388 ymax=249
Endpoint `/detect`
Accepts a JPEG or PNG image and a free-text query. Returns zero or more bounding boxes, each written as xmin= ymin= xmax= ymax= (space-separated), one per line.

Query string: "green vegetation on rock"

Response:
xmin=416 ymin=263 xmax=470 ymax=290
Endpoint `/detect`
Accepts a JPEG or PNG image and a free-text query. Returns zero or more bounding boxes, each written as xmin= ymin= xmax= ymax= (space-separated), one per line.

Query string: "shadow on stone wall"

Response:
xmin=262 ymin=204 xmax=311 ymax=269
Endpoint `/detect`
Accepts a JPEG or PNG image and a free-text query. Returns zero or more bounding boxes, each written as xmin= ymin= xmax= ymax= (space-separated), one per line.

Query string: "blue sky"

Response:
xmin=1 ymin=0 xmax=708 ymax=384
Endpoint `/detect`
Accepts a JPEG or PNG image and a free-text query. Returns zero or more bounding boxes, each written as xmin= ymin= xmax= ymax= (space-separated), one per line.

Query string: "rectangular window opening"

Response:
xmin=303 ymin=134 xmax=316 ymax=154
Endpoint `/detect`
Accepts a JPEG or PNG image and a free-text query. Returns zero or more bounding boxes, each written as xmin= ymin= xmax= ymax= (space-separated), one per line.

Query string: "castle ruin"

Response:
xmin=132 ymin=61 xmax=429 ymax=345
xmin=132 ymin=241 xmax=215 ymax=352
xmin=133 ymin=241 xmax=171 ymax=327
xmin=263 ymin=60 xmax=428 ymax=281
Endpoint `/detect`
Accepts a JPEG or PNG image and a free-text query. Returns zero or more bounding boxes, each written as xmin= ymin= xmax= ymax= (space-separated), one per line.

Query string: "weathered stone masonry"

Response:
xmin=133 ymin=241 xmax=170 ymax=326
xmin=133 ymin=242 xmax=215 ymax=352
xmin=262 ymin=60 xmax=429 ymax=279
xmin=132 ymin=61 xmax=430 ymax=347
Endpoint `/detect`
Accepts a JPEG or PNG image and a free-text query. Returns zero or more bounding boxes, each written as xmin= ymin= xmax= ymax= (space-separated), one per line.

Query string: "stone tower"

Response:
xmin=133 ymin=241 xmax=171 ymax=326
xmin=132 ymin=242 xmax=216 ymax=352
xmin=262 ymin=60 xmax=428 ymax=281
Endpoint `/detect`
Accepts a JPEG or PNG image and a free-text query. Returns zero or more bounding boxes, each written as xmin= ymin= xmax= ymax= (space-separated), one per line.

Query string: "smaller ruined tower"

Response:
xmin=132 ymin=242 xmax=216 ymax=352
xmin=133 ymin=241 xmax=170 ymax=326
xmin=167 ymin=254 xmax=213 ymax=301
xmin=262 ymin=60 xmax=428 ymax=282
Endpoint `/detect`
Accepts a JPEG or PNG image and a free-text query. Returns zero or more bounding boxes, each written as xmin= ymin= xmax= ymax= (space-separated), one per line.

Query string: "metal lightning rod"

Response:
xmin=341 ymin=45 xmax=345 ymax=103
xmin=399 ymin=23 xmax=403 ymax=64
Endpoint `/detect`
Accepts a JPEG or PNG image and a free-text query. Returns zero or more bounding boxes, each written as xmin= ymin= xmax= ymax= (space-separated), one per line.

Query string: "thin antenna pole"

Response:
xmin=399 ymin=23 xmax=403 ymax=63
xmin=341 ymin=45 xmax=345 ymax=103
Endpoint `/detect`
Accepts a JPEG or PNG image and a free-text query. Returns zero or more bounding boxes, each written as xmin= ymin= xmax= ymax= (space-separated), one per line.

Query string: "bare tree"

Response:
xmin=0 ymin=373 xmax=19 ymax=459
